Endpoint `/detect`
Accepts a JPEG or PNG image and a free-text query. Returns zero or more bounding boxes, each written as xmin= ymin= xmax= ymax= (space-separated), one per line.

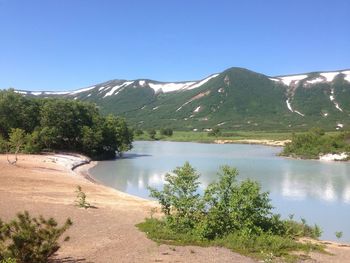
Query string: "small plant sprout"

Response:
xmin=335 ymin=231 xmax=343 ymax=240
xmin=75 ymin=185 xmax=90 ymax=209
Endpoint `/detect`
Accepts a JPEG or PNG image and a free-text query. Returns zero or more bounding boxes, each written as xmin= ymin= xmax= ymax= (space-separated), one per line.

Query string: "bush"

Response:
xmin=0 ymin=211 xmax=72 ymax=263
xmin=208 ymin=127 xmax=221 ymax=137
xmin=140 ymin=163 xmax=324 ymax=261
xmin=134 ymin=129 xmax=144 ymax=136
xmin=147 ymin=129 xmax=157 ymax=140
xmin=282 ymin=128 xmax=350 ymax=159
xmin=148 ymin=162 xmax=202 ymax=231
xmin=160 ymin=128 xmax=173 ymax=136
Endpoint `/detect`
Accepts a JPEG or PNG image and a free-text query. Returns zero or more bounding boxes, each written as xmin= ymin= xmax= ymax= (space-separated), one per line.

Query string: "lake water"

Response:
xmin=89 ymin=141 xmax=350 ymax=242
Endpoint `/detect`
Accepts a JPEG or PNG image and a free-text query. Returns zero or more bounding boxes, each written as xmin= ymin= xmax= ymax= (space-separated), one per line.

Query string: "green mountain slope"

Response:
xmin=14 ymin=67 xmax=350 ymax=131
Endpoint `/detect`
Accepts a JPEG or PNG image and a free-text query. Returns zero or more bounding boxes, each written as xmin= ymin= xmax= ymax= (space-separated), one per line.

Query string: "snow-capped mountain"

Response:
xmin=13 ymin=67 xmax=350 ymax=131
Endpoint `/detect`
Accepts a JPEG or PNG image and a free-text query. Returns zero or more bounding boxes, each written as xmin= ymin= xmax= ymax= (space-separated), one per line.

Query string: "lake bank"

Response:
xmin=0 ymin=153 xmax=257 ymax=262
xmin=90 ymin=141 xmax=350 ymax=243
xmin=1 ymin=152 xmax=350 ymax=262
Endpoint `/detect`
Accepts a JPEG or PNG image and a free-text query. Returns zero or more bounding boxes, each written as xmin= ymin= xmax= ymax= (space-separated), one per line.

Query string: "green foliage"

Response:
xmin=0 ymin=135 xmax=7 ymax=154
xmin=160 ymin=128 xmax=173 ymax=136
xmin=0 ymin=258 xmax=16 ymax=263
xmin=207 ymin=127 xmax=221 ymax=137
xmin=0 ymin=211 xmax=72 ymax=263
xmin=282 ymin=128 xmax=350 ymax=159
xmin=199 ymin=166 xmax=274 ymax=239
xmin=141 ymin=163 xmax=324 ymax=261
xmin=75 ymin=186 xmax=90 ymax=209
xmin=335 ymin=231 xmax=343 ymax=239
xmin=147 ymin=129 xmax=157 ymax=140
xmin=137 ymin=218 xmax=323 ymax=262
xmin=134 ymin=129 xmax=144 ymax=136
xmin=149 ymin=162 xmax=202 ymax=231
xmin=0 ymin=90 xmax=134 ymax=159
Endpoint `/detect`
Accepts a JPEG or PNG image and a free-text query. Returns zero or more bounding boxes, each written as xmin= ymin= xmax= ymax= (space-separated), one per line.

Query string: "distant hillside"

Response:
xmin=14 ymin=67 xmax=350 ymax=131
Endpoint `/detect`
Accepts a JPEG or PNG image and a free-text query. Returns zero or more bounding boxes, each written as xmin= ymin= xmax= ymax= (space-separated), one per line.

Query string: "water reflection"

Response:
xmin=90 ymin=141 xmax=350 ymax=241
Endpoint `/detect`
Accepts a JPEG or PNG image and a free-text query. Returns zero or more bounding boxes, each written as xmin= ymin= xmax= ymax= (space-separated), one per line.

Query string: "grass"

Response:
xmin=135 ymin=130 xmax=292 ymax=143
xmin=137 ymin=218 xmax=325 ymax=262
xmin=135 ymin=130 xmax=342 ymax=144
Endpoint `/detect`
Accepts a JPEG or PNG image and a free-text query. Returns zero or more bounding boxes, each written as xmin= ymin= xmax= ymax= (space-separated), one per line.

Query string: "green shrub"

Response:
xmin=147 ymin=129 xmax=157 ymax=140
xmin=148 ymin=162 xmax=203 ymax=232
xmin=75 ymin=186 xmax=90 ymax=209
xmin=140 ymin=163 xmax=324 ymax=261
xmin=160 ymin=128 xmax=173 ymax=136
xmin=0 ymin=211 xmax=72 ymax=263
xmin=208 ymin=127 xmax=221 ymax=137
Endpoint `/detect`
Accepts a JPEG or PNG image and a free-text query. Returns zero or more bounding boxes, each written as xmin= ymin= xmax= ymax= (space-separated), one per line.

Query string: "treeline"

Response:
xmin=282 ymin=128 xmax=350 ymax=159
xmin=0 ymin=90 xmax=133 ymax=159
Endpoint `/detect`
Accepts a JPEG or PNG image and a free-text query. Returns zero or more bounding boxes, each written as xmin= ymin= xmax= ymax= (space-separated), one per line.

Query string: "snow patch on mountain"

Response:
xmin=342 ymin=70 xmax=350 ymax=82
xmin=148 ymin=82 xmax=195 ymax=93
xmin=286 ymin=99 xmax=304 ymax=116
xmin=14 ymin=91 xmax=27 ymax=95
xmin=306 ymin=77 xmax=324 ymax=84
xmin=31 ymin=92 xmax=43 ymax=96
xmin=286 ymin=99 xmax=293 ymax=112
xmin=320 ymin=72 xmax=339 ymax=82
xmin=194 ymin=106 xmax=201 ymax=112
xmin=104 ymin=81 xmax=134 ymax=97
xmin=70 ymin=86 xmax=95 ymax=95
xmin=295 ymin=110 xmax=305 ymax=117
xmin=187 ymin=74 xmax=219 ymax=90
xmin=280 ymin=75 xmax=308 ymax=86
xmin=44 ymin=91 xmax=70 ymax=95
xmin=330 ymin=89 xmax=343 ymax=112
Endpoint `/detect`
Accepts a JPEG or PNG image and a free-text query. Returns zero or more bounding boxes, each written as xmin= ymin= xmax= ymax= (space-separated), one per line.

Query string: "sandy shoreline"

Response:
xmin=214 ymin=139 xmax=291 ymax=147
xmin=1 ymin=153 xmax=350 ymax=262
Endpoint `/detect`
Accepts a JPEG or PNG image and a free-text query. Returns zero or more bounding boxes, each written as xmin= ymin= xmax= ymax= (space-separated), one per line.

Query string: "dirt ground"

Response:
xmin=0 ymin=154 xmax=349 ymax=263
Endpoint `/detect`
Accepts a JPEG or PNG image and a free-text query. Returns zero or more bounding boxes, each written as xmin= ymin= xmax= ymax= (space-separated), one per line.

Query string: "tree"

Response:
xmin=147 ymin=129 xmax=156 ymax=140
xmin=148 ymin=162 xmax=202 ymax=231
xmin=0 ymin=211 xmax=72 ymax=263
xmin=134 ymin=129 xmax=144 ymax=136
xmin=160 ymin=128 xmax=173 ymax=136
xmin=7 ymin=128 xmax=26 ymax=165
xmin=201 ymin=166 xmax=273 ymax=238
xmin=208 ymin=127 xmax=221 ymax=137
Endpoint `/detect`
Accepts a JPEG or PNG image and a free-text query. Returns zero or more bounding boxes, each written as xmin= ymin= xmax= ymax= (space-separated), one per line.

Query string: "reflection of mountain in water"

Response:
xmin=281 ymin=171 xmax=350 ymax=203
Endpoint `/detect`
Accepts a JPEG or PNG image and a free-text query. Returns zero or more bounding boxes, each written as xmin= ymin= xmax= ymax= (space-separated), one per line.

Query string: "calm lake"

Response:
xmin=89 ymin=141 xmax=350 ymax=242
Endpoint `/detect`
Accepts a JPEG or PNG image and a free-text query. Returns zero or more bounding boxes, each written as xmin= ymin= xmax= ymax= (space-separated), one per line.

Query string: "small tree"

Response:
xmin=7 ymin=128 xmax=26 ymax=165
xmin=200 ymin=166 xmax=273 ymax=239
xmin=75 ymin=186 xmax=90 ymax=209
xmin=134 ymin=129 xmax=144 ymax=136
xmin=208 ymin=127 xmax=221 ymax=137
xmin=335 ymin=231 xmax=343 ymax=240
xmin=160 ymin=128 xmax=173 ymax=136
xmin=0 ymin=211 xmax=72 ymax=263
xmin=147 ymin=129 xmax=157 ymax=140
xmin=148 ymin=162 xmax=202 ymax=231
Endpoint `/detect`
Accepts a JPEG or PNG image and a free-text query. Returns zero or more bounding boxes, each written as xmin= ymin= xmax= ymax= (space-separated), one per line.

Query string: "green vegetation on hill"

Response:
xmin=138 ymin=163 xmax=324 ymax=262
xmin=0 ymin=90 xmax=133 ymax=159
xmin=281 ymin=128 xmax=350 ymax=159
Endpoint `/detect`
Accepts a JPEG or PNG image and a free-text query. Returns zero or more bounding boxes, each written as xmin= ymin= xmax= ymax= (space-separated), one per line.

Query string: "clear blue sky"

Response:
xmin=1 ymin=0 xmax=349 ymax=91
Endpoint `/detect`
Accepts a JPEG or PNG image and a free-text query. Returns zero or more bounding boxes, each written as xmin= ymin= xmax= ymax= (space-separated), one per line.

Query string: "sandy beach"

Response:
xmin=0 ymin=153 xmax=349 ymax=262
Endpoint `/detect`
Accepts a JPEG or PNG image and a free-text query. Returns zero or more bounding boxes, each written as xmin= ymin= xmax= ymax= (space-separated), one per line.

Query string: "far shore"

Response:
xmin=1 ymin=153 xmax=350 ymax=262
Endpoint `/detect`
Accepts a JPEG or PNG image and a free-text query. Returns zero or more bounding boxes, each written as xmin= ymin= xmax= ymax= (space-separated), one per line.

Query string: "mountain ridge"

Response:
xmin=12 ymin=67 xmax=350 ymax=131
